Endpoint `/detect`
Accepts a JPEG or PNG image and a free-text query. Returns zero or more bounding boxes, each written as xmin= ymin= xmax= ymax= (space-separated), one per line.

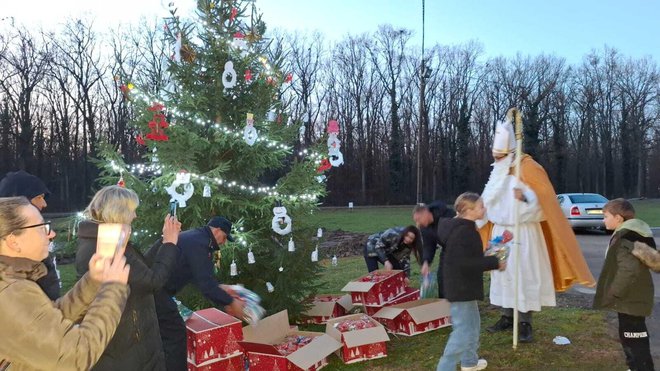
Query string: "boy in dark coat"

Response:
xmin=436 ymin=193 xmax=504 ymax=371
xmin=593 ymin=198 xmax=656 ymax=371
xmin=0 ymin=170 xmax=60 ymax=300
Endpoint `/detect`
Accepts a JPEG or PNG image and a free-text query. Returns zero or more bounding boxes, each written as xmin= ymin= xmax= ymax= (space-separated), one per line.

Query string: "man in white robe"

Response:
xmin=479 ymin=119 xmax=556 ymax=343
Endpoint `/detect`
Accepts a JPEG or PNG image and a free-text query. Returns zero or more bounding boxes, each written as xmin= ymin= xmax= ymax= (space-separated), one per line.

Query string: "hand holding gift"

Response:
xmin=485 ymin=230 xmax=513 ymax=262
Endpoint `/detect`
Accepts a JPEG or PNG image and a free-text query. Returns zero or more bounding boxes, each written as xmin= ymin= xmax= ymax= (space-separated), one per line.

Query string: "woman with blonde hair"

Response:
xmin=0 ymin=196 xmax=130 ymax=370
xmin=75 ymin=185 xmax=181 ymax=371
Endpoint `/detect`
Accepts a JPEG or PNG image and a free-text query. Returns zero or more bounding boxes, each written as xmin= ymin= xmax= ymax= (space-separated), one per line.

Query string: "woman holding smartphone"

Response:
xmin=0 ymin=196 xmax=130 ymax=370
xmin=75 ymin=185 xmax=181 ymax=371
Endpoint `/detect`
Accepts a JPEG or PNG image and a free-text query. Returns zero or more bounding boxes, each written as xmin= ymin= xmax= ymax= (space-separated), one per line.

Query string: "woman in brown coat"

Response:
xmin=0 ymin=196 xmax=130 ymax=371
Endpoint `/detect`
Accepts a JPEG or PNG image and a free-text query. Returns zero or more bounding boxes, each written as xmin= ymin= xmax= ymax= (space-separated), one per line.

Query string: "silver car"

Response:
xmin=557 ymin=193 xmax=608 ymax=229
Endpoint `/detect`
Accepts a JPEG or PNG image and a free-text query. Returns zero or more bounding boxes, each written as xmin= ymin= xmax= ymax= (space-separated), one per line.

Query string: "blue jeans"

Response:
xmin=437 ymin=301 xmax=481 ymax=371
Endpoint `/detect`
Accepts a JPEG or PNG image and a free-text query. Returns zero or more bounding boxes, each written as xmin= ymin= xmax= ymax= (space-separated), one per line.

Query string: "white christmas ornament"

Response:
xmin=222 ymin=61 xmax=237 ymax=89
xmin=271 ymin=206 xmax=292 ymax=235
xmin=243 ymin=113 xmax=258 ymax=146
xmin=298 ymin=125 xmax=306 ymax=141
xmin=316 ymin=175 xmax=326 ymax=183
xmin=230 ymin=260 xmax=238 ymax=276
xmin=311 ymin=247 xmax=318 ymax=262
xmin=173 ymin=33 xmax=182 ymax=63
xmin=267 ymin=110 xmax=277 ymax=122
xmin=279 ymin=266 xmax=284 ymax=272
xmin=203 ymin=184 xmax=211 ymax=198
xmin=326 ymin=120 xmax=344 ymax=167
xmin=266 ymin=282 xmax=274 ymax=292
xmin=231 ymin=34 xmax=248 ymax=57
xmin=317 ymin=228 xmax=323 ymax=238
xmin=331 ymin=255 xmax=338 ymax=266
xmin=165 ymin=171 xmax=194 ymax=207
xmin=247 ymin=249 xmax=255 ymax=264
xmin=288 ymin=237 xmax=295 ymax=252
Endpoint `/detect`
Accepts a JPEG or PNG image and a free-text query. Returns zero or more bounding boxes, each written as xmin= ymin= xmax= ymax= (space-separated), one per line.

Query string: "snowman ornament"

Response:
xmin=165 ymin=170 xmax=195 ymax=207
xmin=243 ymin=113 xmax=258 ymax=146
xmin=327 ymin=120 xmax=344 ymax=167
xmin=271 ymin=205 xmax=292 ymax=235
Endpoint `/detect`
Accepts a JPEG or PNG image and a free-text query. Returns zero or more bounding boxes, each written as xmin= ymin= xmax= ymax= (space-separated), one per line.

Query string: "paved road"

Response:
xmin=572 ymin=228 xmax=660 ymax=363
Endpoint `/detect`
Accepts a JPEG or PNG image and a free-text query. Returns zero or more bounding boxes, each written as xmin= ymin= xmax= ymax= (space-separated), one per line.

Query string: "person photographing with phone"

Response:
xmin=75 ymin=185 xmax=181 ymax=371
xmin=0 ymin=196 xmax=130 ymax=370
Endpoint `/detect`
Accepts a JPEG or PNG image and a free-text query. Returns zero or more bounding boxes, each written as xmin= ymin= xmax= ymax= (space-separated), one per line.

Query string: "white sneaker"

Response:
xmin=461 ymin=359 xmax=487 ymax=371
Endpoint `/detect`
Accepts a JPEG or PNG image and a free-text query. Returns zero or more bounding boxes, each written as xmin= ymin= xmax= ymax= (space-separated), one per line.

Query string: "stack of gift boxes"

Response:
xmin=184 ymin=269 xmax=452 ymax=370
xmin=185 ymin=308 xmax=245 ymax=370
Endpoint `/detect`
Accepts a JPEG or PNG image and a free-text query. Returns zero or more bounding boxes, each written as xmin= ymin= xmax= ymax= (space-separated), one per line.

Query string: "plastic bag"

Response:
xmin=420 ymin=272 xmax=438 ymax=299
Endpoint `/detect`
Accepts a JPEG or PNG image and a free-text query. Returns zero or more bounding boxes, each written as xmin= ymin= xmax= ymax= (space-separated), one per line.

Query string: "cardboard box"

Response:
xmin=186 ymin=308 xmax=243 ymax=365
xmin=341 ymin=270 xmax=406 ymax=306
xmin=325 ymin=314 xmax=390 ymax=364
xmin=239 ymin=310 xmax=342 ymax=371
xmin=363 ymin=287 xmax=420 ymax=316
xmin=187 ymin=352 xmax=244 ymax=370
xmin=301 ymin=294 xmax=354 ymax=324
xmin=372 ymin=299 xmax=451 ymax=336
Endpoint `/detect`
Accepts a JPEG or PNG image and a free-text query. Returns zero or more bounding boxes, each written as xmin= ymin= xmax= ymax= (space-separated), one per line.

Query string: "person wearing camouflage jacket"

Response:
xmin=363 ymin=225 xmax=422 ymax=277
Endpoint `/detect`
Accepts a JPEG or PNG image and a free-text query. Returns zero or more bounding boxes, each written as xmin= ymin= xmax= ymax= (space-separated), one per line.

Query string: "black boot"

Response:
xmin=518 ymin=322 xmax=533 ymax=343
xmin=486 ymin=315 xmax=513 ymax=333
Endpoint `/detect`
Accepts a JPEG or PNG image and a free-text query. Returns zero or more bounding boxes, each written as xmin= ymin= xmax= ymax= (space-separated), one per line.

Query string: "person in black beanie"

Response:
xmin=154 ymin=216 xmax=245 ymax=371
xmin=0 ymin=170 xmax=60 ymax=300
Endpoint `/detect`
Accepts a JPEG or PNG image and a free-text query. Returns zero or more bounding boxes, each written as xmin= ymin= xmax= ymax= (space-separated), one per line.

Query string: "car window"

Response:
xmin=557 ymin=196 xmax=564 ymax=204
xmin=568 ymin=194 xmax=608 ymax=203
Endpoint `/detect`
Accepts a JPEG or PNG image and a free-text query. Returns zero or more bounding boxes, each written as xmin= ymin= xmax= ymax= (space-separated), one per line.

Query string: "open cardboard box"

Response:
xmin=301 ymin=294 xmax=354 ymax=324
xmin=372 ymin=298 xmax=451 ymax=336
xmin=341 ymin=269 xmax=406 ymax=306
xmin=325 ymin=313 xmax=390 ymax=364
xmin=186 ymin=308 xmax=243 ymax=366
xmin=239 ymin=310 xmax=341 ymax=371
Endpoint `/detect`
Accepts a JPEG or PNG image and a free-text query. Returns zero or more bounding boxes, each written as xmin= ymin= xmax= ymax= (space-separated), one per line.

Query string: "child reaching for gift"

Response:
xmin=436 ymin=192 xmax=506 ymax=371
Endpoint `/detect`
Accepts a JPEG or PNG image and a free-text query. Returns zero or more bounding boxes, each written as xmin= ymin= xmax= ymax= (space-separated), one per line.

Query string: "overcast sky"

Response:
xmin=2 ymin=0 xmax=659 ymax=64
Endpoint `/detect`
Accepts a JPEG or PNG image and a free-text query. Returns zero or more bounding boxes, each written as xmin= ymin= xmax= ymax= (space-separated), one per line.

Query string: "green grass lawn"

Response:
xmin=632 ymin=199 xmax=660 ymax=227
xmin=309 ymin=206 xmax=415 ymax=233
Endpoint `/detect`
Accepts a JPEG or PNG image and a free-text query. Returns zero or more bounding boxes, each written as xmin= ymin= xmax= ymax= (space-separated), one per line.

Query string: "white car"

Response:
xmin=557 ymin=193 xmax=608 ymax=229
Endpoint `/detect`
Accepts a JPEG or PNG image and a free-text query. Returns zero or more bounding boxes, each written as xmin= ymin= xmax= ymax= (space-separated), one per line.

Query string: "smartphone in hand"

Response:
xmin=169 ymin=201 xmax=178 ymax=217
xmin=96 ymin=223 xmax=129 ymax=268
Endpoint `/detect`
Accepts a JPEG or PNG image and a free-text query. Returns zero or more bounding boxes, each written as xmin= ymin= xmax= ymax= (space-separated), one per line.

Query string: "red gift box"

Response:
xmin=301 ymin=294 xmax=354 ymax=324
xmin=341 ymin=270 xmax=406 ymax=306
xmin=372 ymin=299 xmax=452 ymax=336
xmin=239 ymin=310 xmax=342 ymax=371
xmin=187 ymin=352 xmax=244 ymax=370
xmin=363 ymin=287 xmax=420 ymax=316
xmin=186 ymin=308 xmax=243 ymax=365
xmin=325 ymin=314 xmax=390 ymax=364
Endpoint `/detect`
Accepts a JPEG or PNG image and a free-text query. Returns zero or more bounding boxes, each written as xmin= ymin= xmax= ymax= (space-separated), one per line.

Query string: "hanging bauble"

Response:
xmin=222 ymin=61 xmax=237 ymax=89
xmin=288 ymin=237 xmax=295 ymax=252
xmin=316 ymin=158 xmax=332 ymax=173
xmin=247 ymin=248 xmax=255 ymax=264
xmin=271 ymin=206 xmax=292 ymax=235
xmin=279 ymin=266 xmax=284 ymax=272
xmin=328 ymin=148 xmax=345 ymax=167
xmin=317 ymin=228 xmax=323 ymax=238
xmin=165 ymin=170 xmax=194 ymax=207
xmin=267 ymin=110 xmax=277 ymax=122
xmin=243 ymin=113 xmax=258 ymax=146
xmin=266 ymin=282 xmax=274 ymax=292
xmin=311 ymin=247 xmax=318 ymax=262
xmin=230 ymin=260 xmax=238 ymax=276
xmin=316 ymin=175 xmax=326 ymax=183
xmin=203 ymin=184 xmax=211 ymax=198
xmin=331 ymin=255 xmax=338 ymax=266
xmin=244 ymin=69 xmax=252 ymax=82
xmin=299 ymin=124 xmax=306 ymax=141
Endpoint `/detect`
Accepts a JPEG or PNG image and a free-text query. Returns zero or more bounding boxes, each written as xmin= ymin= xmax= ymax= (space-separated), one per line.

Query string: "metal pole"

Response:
xmin=416 ymin=0 xmax=426 ymax=204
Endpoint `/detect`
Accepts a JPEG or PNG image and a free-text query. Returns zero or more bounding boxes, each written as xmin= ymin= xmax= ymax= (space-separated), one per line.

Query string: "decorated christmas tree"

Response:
xmin=99 ymin=0 xmax=337 ymax=317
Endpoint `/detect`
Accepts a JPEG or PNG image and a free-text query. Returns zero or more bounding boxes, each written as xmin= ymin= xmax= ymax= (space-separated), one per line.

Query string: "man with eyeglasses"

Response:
xmin=0 ymin=170 xmax=60 ymax=300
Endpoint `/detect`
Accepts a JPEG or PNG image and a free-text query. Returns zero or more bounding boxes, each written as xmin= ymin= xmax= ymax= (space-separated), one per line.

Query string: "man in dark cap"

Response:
xmin=0 ymin=170 xmax=60 ymax=300
xmin=153 ymin=216 xmax=245 ymax=371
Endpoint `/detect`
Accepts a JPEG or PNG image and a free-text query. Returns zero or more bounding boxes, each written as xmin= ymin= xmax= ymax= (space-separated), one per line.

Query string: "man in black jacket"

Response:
xmin=413 ymin=200 xmax=456 ymax=298
xmin=154 ymin=216 xmax=245 ymax=371
xmin=0 ymin=170 xmax=60 ymax=300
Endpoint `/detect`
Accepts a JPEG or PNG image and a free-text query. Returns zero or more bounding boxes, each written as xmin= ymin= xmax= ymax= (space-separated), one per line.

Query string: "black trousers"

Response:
xmin=618 ymin=312 xmax=654 ymax=371
xmin=154 ymin=290 xmax=187 ymax=371
xmin=363 ymin=246 xmax=404 ymax=273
